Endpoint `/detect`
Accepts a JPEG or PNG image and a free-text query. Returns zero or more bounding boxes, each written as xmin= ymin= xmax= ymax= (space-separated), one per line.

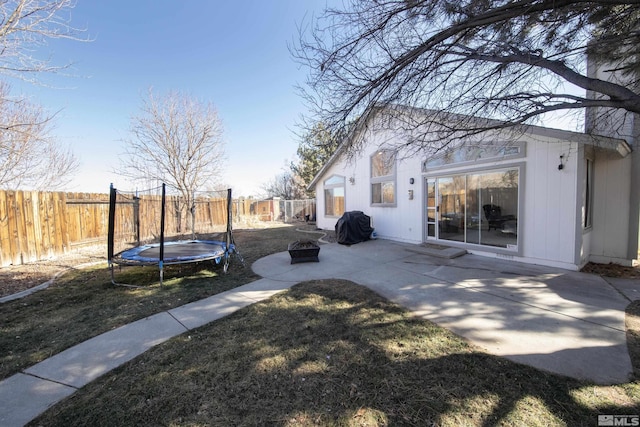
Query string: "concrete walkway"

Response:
xmin=253 ymin=240 xmax=638 ymax=386
xmin=1 ymin=239 xmax=638 ymax=426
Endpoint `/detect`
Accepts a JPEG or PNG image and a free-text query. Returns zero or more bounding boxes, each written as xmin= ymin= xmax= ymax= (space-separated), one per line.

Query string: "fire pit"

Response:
xmin=288 ymin=240 xmax=320 ymax=264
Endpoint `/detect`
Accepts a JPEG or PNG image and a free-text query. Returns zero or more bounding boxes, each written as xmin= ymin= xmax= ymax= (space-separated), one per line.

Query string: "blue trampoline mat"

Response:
xmin=114 ymin=240 xmax=233 ymax=265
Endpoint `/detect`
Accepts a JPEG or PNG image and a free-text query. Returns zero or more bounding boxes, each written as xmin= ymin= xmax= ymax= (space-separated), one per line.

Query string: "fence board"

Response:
xmin=22 ymin=192 xmax=39 ymax=262
xmin=6 ymin=191 xmax=20 ymax=265
xmin=37 ymin=192 xmax=52 ymax=259
xmin=44 ymin=192 xmax=57 ymax=258
xmin=14 ymin=191 xmax=28 ymax=263
xmin=30 ymin=192 xmax=43 ymax=261
xmin=50 ymin=192 xmax=67 ymax=255
xmin=0 ymin=191 xmax=8 ymax=266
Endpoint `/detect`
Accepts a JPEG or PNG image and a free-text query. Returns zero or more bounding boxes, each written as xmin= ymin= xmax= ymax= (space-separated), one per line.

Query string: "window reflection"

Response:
xmin=371 ymin=151 xmax=396 ymax=205
xmin=436 ymin=169 xmax=518 ymax=249
xmin=324 ymin=175 xmax=345 ymax=217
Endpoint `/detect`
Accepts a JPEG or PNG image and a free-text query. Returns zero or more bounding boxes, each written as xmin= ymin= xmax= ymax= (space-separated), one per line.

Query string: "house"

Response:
xmin=309 ymin=105 xmax=639 ymax=270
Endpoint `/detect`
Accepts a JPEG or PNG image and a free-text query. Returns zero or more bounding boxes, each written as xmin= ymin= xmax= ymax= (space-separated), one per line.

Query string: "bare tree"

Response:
xmin=294 ymin=0 xmax=640 ymax=156
xmin=0 ymin=0 xmax=87 ymax=82
xmin=0 ymin=82 xmax=78 ymax=189
xmin=0 ymin=0 xmax=87 ymax=190
xmin=120 ymin=90 xmax=226 ymax=232
xmin=262 ymin=170 xmax=305 ymax=200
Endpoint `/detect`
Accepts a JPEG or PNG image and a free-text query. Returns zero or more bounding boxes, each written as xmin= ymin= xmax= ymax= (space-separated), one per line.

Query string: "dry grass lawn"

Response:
xmin=0 ymin=225 xmax=317 ymax=381
xmin=30 ymin=280 xmax=640 ymax=426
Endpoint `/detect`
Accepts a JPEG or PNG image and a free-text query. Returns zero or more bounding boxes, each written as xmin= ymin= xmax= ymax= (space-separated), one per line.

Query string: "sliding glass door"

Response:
xmin=425 ymin=168 xmax=519 ymax=249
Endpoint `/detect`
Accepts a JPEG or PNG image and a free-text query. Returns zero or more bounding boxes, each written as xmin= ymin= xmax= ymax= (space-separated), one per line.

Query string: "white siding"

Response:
xmin=522 ymin=139 xmax=578 ymax=266
xmin=315 ymin=128 xmax=423 ymax=243
xmin=313 ymin=111 xmax=634 ymax=269
xmin=369 ymin=153 xmax=423 ymax=243
xmin=590 ymin=152 xmax=632 ymax=262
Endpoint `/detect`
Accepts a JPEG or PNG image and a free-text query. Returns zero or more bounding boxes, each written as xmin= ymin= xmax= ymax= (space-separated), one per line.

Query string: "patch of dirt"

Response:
xmin=0 ymin=245 xmax=107 ymax=299
xmin=0 ymin=221 xmax=309 ymax=299
xmin=581 ymin=262 xmax=640 ymax=279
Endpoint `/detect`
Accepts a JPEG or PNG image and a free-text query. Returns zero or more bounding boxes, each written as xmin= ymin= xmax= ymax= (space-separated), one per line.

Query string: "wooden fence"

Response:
xmin=0 ymin=190 xmax=314 ymax=267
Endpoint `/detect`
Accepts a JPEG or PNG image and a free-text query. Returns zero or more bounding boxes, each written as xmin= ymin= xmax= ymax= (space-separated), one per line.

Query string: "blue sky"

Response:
xmin=13 ymin=1 xmax=330 ymax=196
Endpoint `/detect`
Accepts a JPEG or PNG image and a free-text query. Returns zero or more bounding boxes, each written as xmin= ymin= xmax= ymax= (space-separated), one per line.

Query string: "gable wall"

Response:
xmin=315 ymin=128 xmax=423 ymax=243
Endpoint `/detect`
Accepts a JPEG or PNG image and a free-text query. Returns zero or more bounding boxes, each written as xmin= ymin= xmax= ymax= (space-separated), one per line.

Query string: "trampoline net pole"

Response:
xmin=159 ymin=183 xmax=166 ymax=286
xmin=107 ymin=184 xmax=116 ymax=264
xmin=222 ymin=188 xmax=231 ymax=272
xmin=134 ymin=193 xmax=140 ymax=248
xmin=191 ymin=190 xmax=196 ymax=240
xmin=226 ymin=188 xmax=232 ymax=250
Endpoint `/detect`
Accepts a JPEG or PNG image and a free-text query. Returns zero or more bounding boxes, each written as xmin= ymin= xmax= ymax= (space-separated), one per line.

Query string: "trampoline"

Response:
xmin=107 ymin=183 xmax=242 ymax=286
xmin=112 ymin=240 xmax=234 ymax=266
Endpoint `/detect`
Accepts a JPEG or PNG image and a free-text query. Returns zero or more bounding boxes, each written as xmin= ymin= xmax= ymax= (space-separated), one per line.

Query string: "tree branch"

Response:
xmin=465 ymin=50 xmax=640 ymax=113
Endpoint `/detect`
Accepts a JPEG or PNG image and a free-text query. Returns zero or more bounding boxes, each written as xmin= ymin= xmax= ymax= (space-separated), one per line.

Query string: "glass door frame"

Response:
xmin=425 ymin=177 xmax=437 ymax=241
xmin=425 ymin=176 xmax=466 ymax=242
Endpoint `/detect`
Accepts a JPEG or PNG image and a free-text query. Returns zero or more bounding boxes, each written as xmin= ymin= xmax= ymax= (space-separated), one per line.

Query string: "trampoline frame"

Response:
xmin=107 ymin=183 xmax=240 ymax=287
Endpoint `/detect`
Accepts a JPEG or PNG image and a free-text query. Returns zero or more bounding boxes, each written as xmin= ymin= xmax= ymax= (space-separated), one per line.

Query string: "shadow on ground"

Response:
xmin=33 ymin=280 xmax=640 ymax=427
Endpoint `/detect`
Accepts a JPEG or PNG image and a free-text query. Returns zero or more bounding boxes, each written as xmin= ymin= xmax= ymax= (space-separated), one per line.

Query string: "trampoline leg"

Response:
xmin=110 ymin=264 xmax=140 ymax=288
xmin=110 ymin=263 xmax=116 ymax=286
xmin=233 ymin=249 xmax=246 ymax=268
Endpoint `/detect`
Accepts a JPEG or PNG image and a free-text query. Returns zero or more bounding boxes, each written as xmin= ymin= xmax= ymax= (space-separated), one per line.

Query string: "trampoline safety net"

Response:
xmin=107 ymin=183 xmax=237 ymax=285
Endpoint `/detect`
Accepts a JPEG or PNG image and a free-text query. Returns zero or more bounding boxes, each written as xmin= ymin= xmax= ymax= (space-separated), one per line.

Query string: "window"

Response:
xmin=371 ymin=151 xmax=396 ymax=205
xmin=584 ymin=158 xmax=594 ymax=229
xmin=423 ymin=141 xmax=524 ymax=171
xmin=324 ymin=175 xmax=345 ymax=217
